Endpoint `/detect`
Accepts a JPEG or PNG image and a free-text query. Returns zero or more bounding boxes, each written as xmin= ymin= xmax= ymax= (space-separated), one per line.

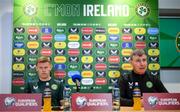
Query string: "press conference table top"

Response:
xmin=41 ymin=107 xmax=180 ymax=112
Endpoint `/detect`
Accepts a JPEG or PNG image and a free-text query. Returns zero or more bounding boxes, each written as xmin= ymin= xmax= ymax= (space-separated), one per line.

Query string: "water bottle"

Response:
xmin=63 ymin=85 xmax=71 ymax=111
xmin=133 ymin=82 xmax=141 ymax=110
xmin=112 ymin=84 xmax=120 ymax=111
xmin=43 ymin=82 xmax=52 ymax=111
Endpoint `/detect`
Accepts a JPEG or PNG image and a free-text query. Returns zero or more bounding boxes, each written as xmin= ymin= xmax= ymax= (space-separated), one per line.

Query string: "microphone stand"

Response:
xmin=75 ymin=79 xmax=81 ymax=93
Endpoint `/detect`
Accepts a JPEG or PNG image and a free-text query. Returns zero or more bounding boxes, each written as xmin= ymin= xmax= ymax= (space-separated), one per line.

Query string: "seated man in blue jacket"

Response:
xmin=120 ymin=49 xmax=168 ymax=106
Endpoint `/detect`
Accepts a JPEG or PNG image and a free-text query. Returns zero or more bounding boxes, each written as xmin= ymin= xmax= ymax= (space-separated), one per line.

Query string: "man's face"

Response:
xmin=131 ymin=54 xmax=147 ymax=75
xmin=36 ymin=62 xmax=51 ymax=80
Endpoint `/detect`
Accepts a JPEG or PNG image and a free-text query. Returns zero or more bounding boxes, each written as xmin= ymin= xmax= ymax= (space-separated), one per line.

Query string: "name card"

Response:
xmin=72 ymin=93 xmax=112 ymax=111
xmin=0 ymin=94 xmax=42 ymax=111
xmin=143 ymin=93 xmax=180 ymax=110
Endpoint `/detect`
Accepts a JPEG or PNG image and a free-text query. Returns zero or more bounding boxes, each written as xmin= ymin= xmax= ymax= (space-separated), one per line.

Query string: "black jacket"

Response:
xmin=120 ymin=71 xmax=168 ymax=106
xmin=24 ymin=78 xmax=64 ymax=109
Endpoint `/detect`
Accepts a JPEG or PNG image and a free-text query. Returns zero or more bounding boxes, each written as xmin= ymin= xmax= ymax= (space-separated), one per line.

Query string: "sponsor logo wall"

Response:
xmin=12 ymin=0 xmax=159 ymax=93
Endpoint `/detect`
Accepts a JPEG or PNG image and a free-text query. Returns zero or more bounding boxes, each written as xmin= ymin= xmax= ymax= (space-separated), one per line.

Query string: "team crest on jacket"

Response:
xmin=51 ymin=84 xmax=58 ymax=90
xmin=146 ymin=81 xmax=153 ymax=88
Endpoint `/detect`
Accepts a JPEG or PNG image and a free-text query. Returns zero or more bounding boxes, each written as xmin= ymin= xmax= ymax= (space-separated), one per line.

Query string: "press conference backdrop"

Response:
xmin=159 ymin=18 xmax=180 ymax=68
xmin=11 ymin=0 xmax=159 ymax=93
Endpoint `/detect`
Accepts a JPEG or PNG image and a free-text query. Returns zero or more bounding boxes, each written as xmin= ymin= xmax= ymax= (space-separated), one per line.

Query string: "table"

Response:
xmin=41 ymin=107 xmax=180 ymax=112
xmin=120 ymin=107 xmax=180 ymax=112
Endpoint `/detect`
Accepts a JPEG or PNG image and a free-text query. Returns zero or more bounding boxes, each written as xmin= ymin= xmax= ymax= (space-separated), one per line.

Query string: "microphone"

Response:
xmin=72 ymin=74 xmax=82 ymax=93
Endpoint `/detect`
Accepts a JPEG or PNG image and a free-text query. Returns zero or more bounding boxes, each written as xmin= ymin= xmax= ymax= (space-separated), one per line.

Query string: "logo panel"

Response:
xmin=54 ymin=56 xmax=66 ymax=63
xmin=27 ymin=41 xmax=39 ymax=48
xmin=68 ymin=42 xmax=80 ymax=48
xmin=81 ymin=27 xmax=93 ymax=34
xmin=122 ymin=63 xmax=133 ymax=70
xmin=108 ymin=71 xmax=120 ymax=78
xmin=13 ymin=49 xmax=25 ymax=56
xmin=68 ymin=34 xmax=80 ymax=41
xmin=95 ymin=64 xmax=107 ymax=71
xmin=13 ymin=64 xmax=25 ymax=71
xmin=82 ymin=71 xmax=93 ymax=78
xmin=68 ymin=49 xmax=80 ymax=56
xmin=95 ymin=34 xmax=106 ymax=42
xmin=95 ymin=78 xmax=107 ymax=85
xmin=54 ymin=34 xmax=66 ymax=41
xmin=82 ymin=42 xmax=93 ymax=49
xmin=134 ymin=28 xmax=146 ymax=35
xmin=81 ymin=56 xmax=93 ymax=63
xmin=108 ymin=28 xmax=119 ymax=34
xmin=40 ymin=49 xmax=52 ymax=56
xmin=54 ymin=42 xmax=66 ymax=48
xmin=121 ymin=49 xmax=133 ymax=56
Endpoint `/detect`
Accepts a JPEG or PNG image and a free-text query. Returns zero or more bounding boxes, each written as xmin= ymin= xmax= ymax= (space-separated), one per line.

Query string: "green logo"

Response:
xmin=136 ymin=3 xmax=150 ymax=17
xmin=51 ymin=84 xmax=58 ymax=90
xmin=146 ymin=81 xmax=153 ymax=88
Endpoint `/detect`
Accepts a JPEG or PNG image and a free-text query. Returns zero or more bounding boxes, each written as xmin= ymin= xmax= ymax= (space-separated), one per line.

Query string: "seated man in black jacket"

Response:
xmin=120 ymin=49 xmax=168 ymax=106
xmin=24 ymin=56 xmax=64 ymax=110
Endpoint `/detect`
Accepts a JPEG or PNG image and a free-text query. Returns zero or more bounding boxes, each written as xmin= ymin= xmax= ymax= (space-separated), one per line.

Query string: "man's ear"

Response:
xmin=50 ymin=64 xmax=52 ymax=70
xmin=36 ymin=65 xmax=38 ymax=71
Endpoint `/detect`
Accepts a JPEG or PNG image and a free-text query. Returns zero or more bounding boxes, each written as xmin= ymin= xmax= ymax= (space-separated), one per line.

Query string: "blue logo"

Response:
xmin=109 ymin=35 xmax=119 ymax=41
xmin=68 ymin=71 xmax=80 ymax=77
xmin=122 ymin=42 xmax=133 ymax=48
xmin=42 ymin=27 xmax=52 ymax=34
xmin=54 ymin=64 xmax=66 ymax=70
xmin=14 ymin=42 xmax=24 ymax=48
xmin=54 ymin=34 xmax=66 ymax=41
xmin=148 ymin=28 xmax=159 ymax=35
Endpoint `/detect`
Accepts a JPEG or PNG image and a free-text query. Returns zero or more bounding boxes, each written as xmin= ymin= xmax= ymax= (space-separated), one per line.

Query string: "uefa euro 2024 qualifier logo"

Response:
xmin=136 ymin=3 xmax=150 ymax=17
xmin=4 ymin=97 xmax=16 ymax=107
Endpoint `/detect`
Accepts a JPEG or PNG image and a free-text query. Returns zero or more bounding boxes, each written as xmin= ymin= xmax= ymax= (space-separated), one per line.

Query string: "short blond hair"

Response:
xmin=130 ymin=49 xmax=146 ymax=60
xmin=36 ymin=56 xmax=51 ymax=65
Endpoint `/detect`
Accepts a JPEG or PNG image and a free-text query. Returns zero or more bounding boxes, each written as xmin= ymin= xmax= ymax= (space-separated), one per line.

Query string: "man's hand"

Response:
xmin=113 ymin=100 xmax=120 ymax=110
xmin=60 ymin=99 xmax=70 ymax=109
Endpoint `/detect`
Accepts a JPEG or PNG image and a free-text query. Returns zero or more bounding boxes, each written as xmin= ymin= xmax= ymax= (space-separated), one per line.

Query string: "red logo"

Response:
xmin=54 ymin=71 xmax=66 ymax=78
xmin=12 ymin=78 xmax=25 ymax=86
xmin=28 ymin=27 xmax=39 ymax=34
xmin=95 ymin=63 xmax=107 ymax=71
xmin=68 ymin=49 xmax=80 ymax=56
xmin=135 ymin=41 xmax=146 ymax=49
xmin=108 ymin=56 xmax=120 ymax=63
xmin=41 ymin=34 xmax=53 ymax=41
xmin=95 ymin=78 xmax=107 ymax=85
xmin=40 ymin=49 xmax=52 ymax=56
xmin=81 ymin=27 xmax=93 ymax=34
xmin=82 ymin=42 xmax=93 ymax=49
xmin=122 ymin=35 xmax=133 ymax=41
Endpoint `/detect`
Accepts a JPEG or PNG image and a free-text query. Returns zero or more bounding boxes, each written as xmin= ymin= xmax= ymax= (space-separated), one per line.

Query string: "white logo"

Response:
xmin=81 ymin=78 xmax=93 ymax=85
xmin=68 ymin=42 xmax=80 ymax=48
xmin=148 ymin=96 xmax=158 ymax=107
xmin=4 ymin=97 xmax=16 ymax=107
xmin=24 ymin=4 xmax=37 ymax=16
xmin=76 ymin=96 xmax=87 ymax=108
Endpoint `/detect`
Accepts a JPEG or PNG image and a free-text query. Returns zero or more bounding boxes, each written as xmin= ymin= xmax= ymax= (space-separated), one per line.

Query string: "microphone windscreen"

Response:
xmin=72 ymin=74 xmax=82 ymax=83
